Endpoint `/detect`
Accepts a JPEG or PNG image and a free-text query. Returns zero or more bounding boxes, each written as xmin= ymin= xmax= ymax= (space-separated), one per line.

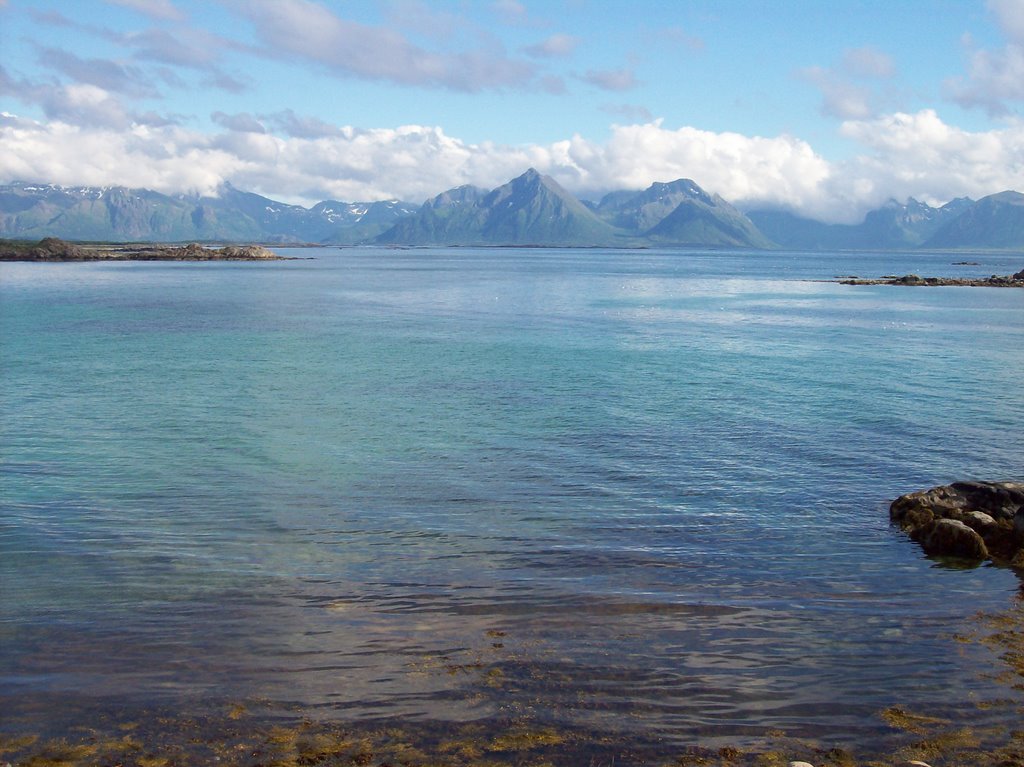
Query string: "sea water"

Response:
xmin=1 ymin=248 xmax=1023 ymax=752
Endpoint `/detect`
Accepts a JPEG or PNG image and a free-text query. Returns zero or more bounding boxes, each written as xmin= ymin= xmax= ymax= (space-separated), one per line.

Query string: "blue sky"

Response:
xmin=1 ymin=0 xmax=1023 ymax=222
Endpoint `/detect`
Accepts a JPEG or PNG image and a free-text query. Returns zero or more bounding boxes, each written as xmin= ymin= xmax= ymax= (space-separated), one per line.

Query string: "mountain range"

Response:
xmin=0 ymin=181 xmax=417 ymax=245
xmin=2 ymin=172 xmax=1023 ymax=250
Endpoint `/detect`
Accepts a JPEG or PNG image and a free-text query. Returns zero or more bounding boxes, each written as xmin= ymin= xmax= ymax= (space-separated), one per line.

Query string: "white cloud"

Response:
xmin=0 ymin=65 xmax=171 ymax=129
xmin=945 ymin=0 xmax=1024 ymax=115
xmin=566 ymin=122 xmax=832 ymax=214
xmin=800 ymin=46 xmax=897 ymax=120
xmin=124 ymin=27 xmax=226 ymax=70
xmin=841 ymin=46 xmax=895 ymax=79
xmin=599 ymin=103 xmax=654 ymax=122
xmin=36 ymin=47 xmax=160 ymax=99
xmin=105 ymin=0 xmax=184 ymax=22
xmin=800 ymin=66 xmax=874 ymax=120
xmin=212 ymin=111 xmax=266 ymax=134
xmin=988 ymin=0 xmax=1024 ymax=44
xmin=29 ymin=11 xmax=247 ymax=94
xmin=262 ymin=109 xmax=346 ymax=139
xmin=946 ymin=39 xmax=1024 ymax=115
xmin=2 ymin=110 xmax=1021 ymax=224
xmin=523 ymin=34 xmax=579 ymax=58
xmin=539 ymin=75 xmax=567 ymax=94
xmin=0 ymin=121 xmax=230 ymax=194
xmin=581 ymin=68 xmax=638 ymax=92
xmin=231 ymin=0 xmax=537 ymax=92
xmin=491 ymin=0 xmax=528 ymax=25
xmin=836 ymin=109 xmax=1024 ymax=211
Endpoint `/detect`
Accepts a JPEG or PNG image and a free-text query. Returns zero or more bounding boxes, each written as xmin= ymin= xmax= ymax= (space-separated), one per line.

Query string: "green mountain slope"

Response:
xmin=596 ymin=179 xmax=773 ymax=248
xmin=747 ymin=197 xmax=974 ymax=250
xmin=0 ymin=182 xmax=417 ymax=243
xmin=377 ymin=170 xmax=623 ymax=246
xmin=923 ymin=191 xmax=1024 ymax=249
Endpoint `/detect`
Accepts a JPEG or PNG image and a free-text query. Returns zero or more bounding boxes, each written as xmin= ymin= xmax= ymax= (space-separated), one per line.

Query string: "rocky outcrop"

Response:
xmin=890 ymin=481 xmax=1024 ymax=566
xmin=212 ymin=244 xmax=280 ymax=259
xmin=122 ymin=243 xmax=283 ymax=260
xmin=0 ymin=238 xmax=288 ymax=261
xmin=0 ymin=237 xmax=89 ymax=260
xmin=842 ymin=269 xmax=1024 ymax=287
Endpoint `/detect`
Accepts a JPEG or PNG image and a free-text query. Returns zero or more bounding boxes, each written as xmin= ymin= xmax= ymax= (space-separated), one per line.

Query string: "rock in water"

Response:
xmin=0 ymin=237 xmax=87 ymax=261
xmin=890 ymin=481 xmax=1024 ymax=565
xmin=964 ymin=510 xmax=998 ymax=531
xmin=919 ymin=519 xmax=988 ymax=559
xmin=216 ymin=245 xmax=279 ymax=259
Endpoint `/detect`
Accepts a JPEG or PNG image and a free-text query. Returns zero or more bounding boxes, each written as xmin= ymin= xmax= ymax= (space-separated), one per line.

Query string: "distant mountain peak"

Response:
xmin=923 ymin=189 xmax=1024 ymax=249
xmin=0 ymin=180 xmax=417 ymax=244
xmin=377 ymin=169 xmax=620 ymax=246
xmin=4 ymin=175 xmax=1023 ymax=250
xmin=986 ymin=189 xmax=1024 ymax=204
xmin=592 ymin=177 xmax=754 ymax=243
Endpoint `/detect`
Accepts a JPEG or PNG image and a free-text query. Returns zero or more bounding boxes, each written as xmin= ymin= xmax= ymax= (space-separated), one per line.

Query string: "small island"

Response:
xmin=0 ymin=237 xmax=291 ymax=262
xmin=841 ymin=268 xmax=1024 ymax=287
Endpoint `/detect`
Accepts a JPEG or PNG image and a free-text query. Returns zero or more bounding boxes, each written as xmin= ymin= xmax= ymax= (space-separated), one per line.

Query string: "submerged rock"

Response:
xmin=891 ymin=481 xmax=1024 ymax=565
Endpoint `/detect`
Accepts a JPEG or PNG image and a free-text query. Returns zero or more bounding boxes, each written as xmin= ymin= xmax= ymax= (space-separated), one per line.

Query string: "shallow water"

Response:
xmin=1 ymin=247 xmax=1023 ymax=754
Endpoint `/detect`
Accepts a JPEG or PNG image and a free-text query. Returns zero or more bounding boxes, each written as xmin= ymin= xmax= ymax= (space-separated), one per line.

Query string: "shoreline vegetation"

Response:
xmin=0 ymin=237 xmax=293 ymax=262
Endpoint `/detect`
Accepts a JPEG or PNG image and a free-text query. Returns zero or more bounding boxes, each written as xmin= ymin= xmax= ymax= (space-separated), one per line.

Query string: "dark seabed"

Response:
xmin=2 ymin=247 xmax=1023 ymax=763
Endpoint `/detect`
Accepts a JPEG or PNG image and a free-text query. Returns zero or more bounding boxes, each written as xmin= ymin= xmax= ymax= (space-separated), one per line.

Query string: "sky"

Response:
xmin=1 ymin=0 xmax=1023 ymax=223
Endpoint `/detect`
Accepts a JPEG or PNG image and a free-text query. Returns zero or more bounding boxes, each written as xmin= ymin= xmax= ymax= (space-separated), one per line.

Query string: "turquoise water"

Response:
xmin=2 ymin=248 xmax=1023 ymax=751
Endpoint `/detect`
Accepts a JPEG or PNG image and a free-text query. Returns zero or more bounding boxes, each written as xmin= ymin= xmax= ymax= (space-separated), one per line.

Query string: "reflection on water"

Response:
xmin=1 ymin=248 xmax=1023 ymax=761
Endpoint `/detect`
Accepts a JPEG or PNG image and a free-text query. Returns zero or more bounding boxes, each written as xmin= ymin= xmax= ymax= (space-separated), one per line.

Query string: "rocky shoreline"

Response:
xmin=841 ymin=268 xmax=1024 ymax=287
xmin=890 ymin=480 xmax=1024 ymax=567
xmin=0 ymin=237 xmax=291 ymax=261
